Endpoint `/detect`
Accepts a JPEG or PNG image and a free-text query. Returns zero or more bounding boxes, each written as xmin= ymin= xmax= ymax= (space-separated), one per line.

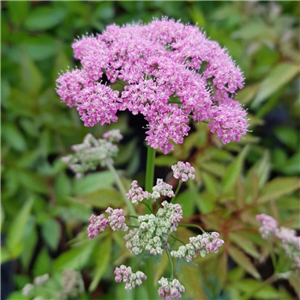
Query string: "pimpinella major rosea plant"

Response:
xmin=57 ymin=18 xmax=248 ymax=299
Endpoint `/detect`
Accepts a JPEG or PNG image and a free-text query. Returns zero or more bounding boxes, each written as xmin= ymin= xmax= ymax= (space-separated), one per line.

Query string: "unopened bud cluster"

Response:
xmin=22 ymin=274 xmax=49 ymax=297
xmin=171 ymin=232 xmax=224 ymax=262
xmin=124 ymin=201 xmax=183 ymax=255
xmin=114 ymin=265 xmax=147 ymax=290
xmin=158 ymin=277 xmax=185 ymax=300
xmin=256 ymin=214 xmax=300 ymax=270
xmin=62 ymin=130 xmax=122 ymax=177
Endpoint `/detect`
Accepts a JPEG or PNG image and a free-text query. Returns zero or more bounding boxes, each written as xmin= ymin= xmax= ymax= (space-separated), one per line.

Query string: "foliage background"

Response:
xmin=1 ymin=1 xmax=300 ymax=300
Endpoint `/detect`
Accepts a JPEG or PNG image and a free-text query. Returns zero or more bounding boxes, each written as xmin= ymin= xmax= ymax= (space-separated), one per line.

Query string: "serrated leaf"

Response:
xmin=6 ymin=198 xmax=34 ymax=253
xmin=229 ymin=233 xmax=260 ymax=259
xmin=258 ymin=177 xmax=300 ymax=203
xmin=73 ymin=172 xmax=114 ymax=195
xmin=42 ymin=219 xmax=61 ymax=251
xmin=228 ymin=246 xmax=261 ymax=279
xmin=222 ymin=146 xmax=249 ymax=193
xmin=178 ymin=264 xmax=207 ymax=300
xmin=89 ymin=237 xmax=112 ymax=292
xmin=252 ymin=63 xmax=300 ymax=108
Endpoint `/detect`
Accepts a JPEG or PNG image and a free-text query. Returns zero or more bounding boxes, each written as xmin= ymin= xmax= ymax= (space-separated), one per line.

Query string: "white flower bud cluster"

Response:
xmin=33 ymin=274 xmax=49 ymax=286
xmin=114 ymin=265 xmax=147 ymax=290
xmin=158 ymin=277 xmax=185 ymax=300
xmin=171 ymin=161 xmax=195 ymax=182
xmin=22 ymin=274 xmax=49 ymax=297
xmin=152 ymin=179 xmax=175 ymax=200
xmin=103 ymin=129 xmax=123 ymax=143
xmin=171 ymin=232 xmax=224 ymax=262
xmin=62 ymin=133 xmax=119 ymax=177
xmin=124 ymin=201 xmax=183 ymax=255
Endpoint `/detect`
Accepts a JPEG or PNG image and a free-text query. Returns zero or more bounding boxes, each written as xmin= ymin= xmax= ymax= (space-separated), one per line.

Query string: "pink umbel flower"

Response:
xmin=105 ymin=207 xmax=128 ymax=231
xmin=87 ymin=214 xmax=109 ymax=240
xmin=171 ymin=161 xmax=195 ymax=182
xmin=158 ymin=277 xmax=185 ymax=300
xmin=126 ymin=180 xmax=152 ymax=204
xmin=114 ymin=265 xmax=147 ymax=290
xmin=56 ymin=18 xmax=248 ymax=154
xmin=171 ymin=232 xmax=224 ymax=262
xmin=256 ymin=214 xmax=278 ymax=239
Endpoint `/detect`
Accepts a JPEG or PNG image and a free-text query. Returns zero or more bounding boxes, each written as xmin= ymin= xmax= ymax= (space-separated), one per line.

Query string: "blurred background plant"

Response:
xmin=1 ymin=1 xmax=299 ymax=300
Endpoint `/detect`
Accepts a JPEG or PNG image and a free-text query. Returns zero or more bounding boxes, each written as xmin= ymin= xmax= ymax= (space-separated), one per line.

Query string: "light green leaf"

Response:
xmin=42 ymin=219 xmax=61 ymax=251
xmin=71 ymin=188 xmax=122 ymax=208
xmin=258 ymin=177 xmax=300 ymax=203
xmin=274 ymin=126 xmax=298 ymax=150
xmin=201 ymin=172 xmax=219 ymax=197
xmin=54 ymin=242 xmax=96 ymax=271
xmin=73 ymin=171 xmax=114 ymax=195
xmin=89 ymin=236 xmax=112 ymax=292
xmin=33 ymin=247 xmax=52 ymax=277
xmin=229 ymin=233 xmax=260 ymax=259
xmin=25 ymin=7 xmax=66 ymax=31
xmin=252 ymin=63 xmax=300 ymax=108
xmin=2 ymin=123 xmax=27 ymax=152
xmin=222 ymin=146 xmax=249 ymax=193
xmin=155 ymin=156 xmax=177 ymax=166
xmin=228 ymin=246 xmax=261 ymax=279
xmin=173 ymin=190 xmax=195 ymax=217
xmin=6 ymin=198 xmax=34 ymax=253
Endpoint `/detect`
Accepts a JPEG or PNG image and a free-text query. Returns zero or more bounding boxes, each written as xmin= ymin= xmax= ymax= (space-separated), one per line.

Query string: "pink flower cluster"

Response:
xmin=114 ymin=265 xmax=147 ymax=290
xmin=152 ymin=179 xmax=175 ymax=199
xmin=158 ymin=277 xmax=185 ymax=300
xmin=256 ymin=214 xmax=300 ymax=269
xmin=256 ymin=214 xmax=278 ymax=239
xmin=126 ymin=180 xmax=151 ymax=204
xmin=171 ymin=161 xmax=195 ymax=182
xmin=87 ymin=208 xmax=127 ymax=240
xmin=171 ymin=232 xmax=224 ymax=262
xmin=56 ymin=18 xmax=248 ymax=153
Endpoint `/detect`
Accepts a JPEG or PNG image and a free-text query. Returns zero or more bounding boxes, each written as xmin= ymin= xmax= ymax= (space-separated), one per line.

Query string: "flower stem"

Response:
xmin=240 ymin=273 xmax=278 ymax=300
xmin=178 ymin=223 xmax=205 ymax=233
xmin=144 ymin=146 xmax=157 ymax=299
xmin=166 ymin=249 xmax=174 ymax=280
xmin=170 ymin=234 xmax=185 ymax=245
xmin=105 ymin=159 xmax=137 ymax=221
xmin=171 ymin=180 xmax=182 ymax=203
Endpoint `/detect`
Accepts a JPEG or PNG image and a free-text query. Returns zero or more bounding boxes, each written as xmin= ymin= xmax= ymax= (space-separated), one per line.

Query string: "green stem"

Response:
xmin=166 ymin=249 xmax=174 ymax=280
xmin=171 ymin=180 xmax=182 ymax=203
xmin=240 ymin=273 xmax=278 ymax=300
xmin=178 ymin=223 xmax=205 ymax=233
xmin=144 ymin=146 xmax=157 ymax=299
xmin=170 ymin=234 xmax=185 ymax=245
xmin=105 ymin=159 xmax=137 ymax=223
xmin=141 ymin=201 xmax=152 ymax=213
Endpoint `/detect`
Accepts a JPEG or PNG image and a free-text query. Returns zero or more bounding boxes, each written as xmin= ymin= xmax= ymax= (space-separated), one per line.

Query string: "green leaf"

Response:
xmin=228 ymin=245 xmax=261 ymax=279
xmin=274 ymin=126 xmax=298 ymax=150
xmin=19 ymin=171 xmax=48 ymax=194
xmin=2 ymin=123 xmax=27 ymax=152
xmin=7 ymin=1 xmax=29 ymax=27
xmin=73 ymin=171 xmax=114 ymax=195
xmin=229 ymin=233 xmax=260 ymax=259
xmin=42 ymin=219 xmax=61 ymax=251
xmin=201 ymin=172 xmax=219 ymax=197
xmin=155 ymin=156 xmax=177 ymax=166
xmin=6 ymin=198 xmax=34 ymax=254
xmin=252 ymin=63 xmax=300 ymax=108
xmin=25 ymin=7 xmax=67 ymax=31
xmin=258 ymin=177 xmax=300 ymax=203
xmin=222 ymin=146 xmax=249 ymax=194
xmin=21 ymin=35 xmax=57 ymax=61
xmin=89 ymin=236 xmax=112 ymax=292
xmin=173 ymin=190 xmax=195 ymax=217
xmin=54 ymin=242 xmax=95 ymax=271
xmin=188 ymin=6 xmax=206 ymax=27
xmin=71 ymin=188 xmax=122 ymax=208
xmin=33 ymin=248 xmax=52 ymax=277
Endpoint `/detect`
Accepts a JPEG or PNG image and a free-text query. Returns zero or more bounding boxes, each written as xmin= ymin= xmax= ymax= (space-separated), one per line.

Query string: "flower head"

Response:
xmin=126 ymin=180 xmax=152 ymax=204
xmin=171 ymin=161 xmax=195 ymax=182
xmin=106 ymin=207 xmax=128 ymax=231
xmin=256 ymin=214 xmax=278 ymax=239
xmin=56 ymin=18 xmax=248 ymax=153
xmin=114 ymin=265 xmax=147 ymax=290
xmin=171 ymin=232 xmax=224 ymax=262
xmin=87 ymin=214 xmax=109 ymax=240
xmin=158 ymin=277 xmax=185 ymax=300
